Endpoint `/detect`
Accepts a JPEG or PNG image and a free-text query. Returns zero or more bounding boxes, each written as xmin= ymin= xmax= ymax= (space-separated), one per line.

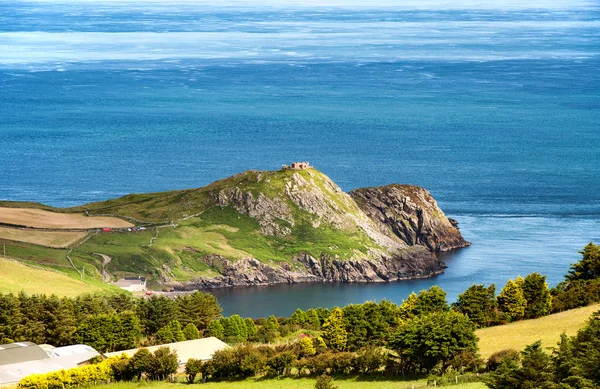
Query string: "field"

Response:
xmin=87 ymin=378 xmax=487 ymax=389
xmin=0 ymin=227 xmax=87 ymax=248
xmin=0 ymin=207 xmax=133 ymax=229
xmin=476 ymin=303 xmax=600 ymax=358
xmin=0 ymin=257 xmax=105 ymax=296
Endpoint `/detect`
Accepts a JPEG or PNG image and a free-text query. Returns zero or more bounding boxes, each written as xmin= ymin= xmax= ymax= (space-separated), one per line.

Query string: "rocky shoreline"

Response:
xmin=169 ymin=249 xmax=448 ymax=290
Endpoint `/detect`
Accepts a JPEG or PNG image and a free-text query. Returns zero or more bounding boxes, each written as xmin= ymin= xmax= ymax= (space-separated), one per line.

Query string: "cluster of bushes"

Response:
xmin=110 ymin=347 xmax=179 ymax=381
xmin=483 ymin=310 xmax=600 ymax=389
xmin=18 ymin=357 xmax=119 ymax=389
xmin=188 ymin=308 xmax=479 ymax=381
xmin=0 ymin=291 xmax=222 ymax=352
xmin=18 ymin=347 xmax=181 ymax=389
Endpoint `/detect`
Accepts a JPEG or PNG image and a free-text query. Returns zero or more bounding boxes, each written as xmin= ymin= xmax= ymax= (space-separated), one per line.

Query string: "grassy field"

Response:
xmin=0 ymin=207 xmax=133 ymax=228
xmin=0 ymin=227 xmax=86 ymax=248
xmin=0 ymin=257 xmax=106 ymax=296
xmin=85 ymin=378 xmax=487 ymax=389
xmin=476 ymin=303 xmax=600 ymax=358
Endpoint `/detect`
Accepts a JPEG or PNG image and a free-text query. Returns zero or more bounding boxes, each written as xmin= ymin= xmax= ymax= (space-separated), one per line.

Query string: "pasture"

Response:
xmin=0 ymin=207 xmax=133 ymax=229
xmin=0 ymin=227 xmax=87 ymax=248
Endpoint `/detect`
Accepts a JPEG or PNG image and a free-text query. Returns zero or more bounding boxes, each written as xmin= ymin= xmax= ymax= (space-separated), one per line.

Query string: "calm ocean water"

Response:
xmin=1 ymin=0 xmax=599 ymax=316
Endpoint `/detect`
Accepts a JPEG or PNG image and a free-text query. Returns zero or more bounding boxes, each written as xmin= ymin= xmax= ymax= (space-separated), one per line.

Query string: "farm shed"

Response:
xmin=0 ymin=342 xmax=49 ymax=366
xmin=105 ymin=337 xmax=230 ymax=365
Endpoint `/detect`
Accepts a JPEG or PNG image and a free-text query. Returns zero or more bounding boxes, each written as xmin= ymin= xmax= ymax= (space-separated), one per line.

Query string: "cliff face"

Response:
xmin=170 ymin=248 xmax=445 ymax=290
xmin=349 ymin=185 xmax=470 ymax=252
xmin=165 ymin=172 xmax=466 ymax=290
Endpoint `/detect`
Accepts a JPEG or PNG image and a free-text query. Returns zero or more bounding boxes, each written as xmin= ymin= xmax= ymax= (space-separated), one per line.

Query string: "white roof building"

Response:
xmin=0 ymin=344 xmax=100 ymax=385
xmin=105 ymin=337 xmax=229 ymax=365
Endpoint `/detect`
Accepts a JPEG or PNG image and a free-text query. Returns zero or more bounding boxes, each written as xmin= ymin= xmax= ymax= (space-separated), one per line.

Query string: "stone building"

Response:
xmin=282 ymin=161 xmax=310 ymax=170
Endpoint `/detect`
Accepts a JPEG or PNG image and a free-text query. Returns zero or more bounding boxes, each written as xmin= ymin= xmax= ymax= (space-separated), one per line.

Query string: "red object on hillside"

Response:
xmin=102 ymin=227 xmax=112 ymax=232
xmin=145 ymin=291 xmax=153 ymax=296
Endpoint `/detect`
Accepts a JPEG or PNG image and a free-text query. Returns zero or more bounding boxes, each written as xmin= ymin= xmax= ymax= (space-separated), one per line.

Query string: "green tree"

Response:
xmin=399 ymin=292 xmax=419 ymax=321
xmin=136 ymin=296 xmax=178 ymax=336
xmin=115 ymin=311 xmax=142 ymax=350
xmin=207 ymin=320 xmax=224 ymax=339
xmin=263 ymin=315 xmax=280 ymax=332
xmin=567 ymin=242 xmax=600 ymax=281
xmin=176 ymin=291 xmax=222 ymax=331
xmin=453 ymin=284 xmax=497 ymax=327
xmin=497 ymin=279 xmax=527 ymax=322
xmin=73 ymin=314 xmax=119 ymax=352
xmin=306 ymin=309 xmax=321 ymax=329
xmin=299 ymin=336 xmax=316 ymax=356
xmin=183 ymin=323 xmax=200 ymax=340
xmin=146 ymin=347 xmax=179 ymax=381
xmin=289 ymin=308 xmax=308 ymax=326
xmin=244 ymin=318 xmax=257 ymax=340
xmin=414 ymin=285 xmax=449 ymax=315
xmin=128 ymin=348 xmax=152 ymax=380
xmin=522 ymin=273 xmax=552 ymax=319
xmin=389 ymin=311 xmax=478 ymax=374
xmin=322 ymin=307 xmax=347 ymax=351
xmin=185 ymin=358 xmax=203 ymax=383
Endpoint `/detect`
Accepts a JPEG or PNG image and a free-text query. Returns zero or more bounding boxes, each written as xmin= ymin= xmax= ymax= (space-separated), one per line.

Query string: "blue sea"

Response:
xmin=1 ymin=0 xmax=599 ymax=316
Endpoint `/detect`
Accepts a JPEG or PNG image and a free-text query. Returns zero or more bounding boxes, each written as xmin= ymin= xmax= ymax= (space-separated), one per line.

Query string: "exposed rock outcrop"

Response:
xmin=170 ymin=248 xmax=445 ymax=290
xmin=349 ymin=184 xmax=470 ymax=252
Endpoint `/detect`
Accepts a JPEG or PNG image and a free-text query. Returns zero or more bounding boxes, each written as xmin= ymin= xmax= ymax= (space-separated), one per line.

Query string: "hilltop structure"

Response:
xmin=282 ymin=161 xmax=311 ymax=170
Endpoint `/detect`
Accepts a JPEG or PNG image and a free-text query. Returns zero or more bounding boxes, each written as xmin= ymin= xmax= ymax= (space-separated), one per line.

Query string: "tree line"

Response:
xmin=0 ymin=291 xmax=222 ymax=352
xmin=1 ymin=242 xmax=598 ymax=359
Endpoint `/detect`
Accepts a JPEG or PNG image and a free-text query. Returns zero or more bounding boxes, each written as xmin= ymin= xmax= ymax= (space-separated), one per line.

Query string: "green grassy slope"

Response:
xmin=3 ymin=168 xmax=389 ymax=287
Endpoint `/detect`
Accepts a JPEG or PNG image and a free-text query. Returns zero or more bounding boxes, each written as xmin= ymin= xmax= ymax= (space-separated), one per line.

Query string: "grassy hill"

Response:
xmin=0 ymin=257 xmax=118 ymax=296
xmin=476 ymin=303 xmax=600 ymax=358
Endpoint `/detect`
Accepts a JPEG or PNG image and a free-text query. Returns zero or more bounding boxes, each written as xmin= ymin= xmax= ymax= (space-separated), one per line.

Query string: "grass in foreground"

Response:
xmin=90 ymin=377 xmax=487 ymax=389
xmin=476 ymin=303 xmax=600 ymax=358
xmin=0 ymin=257 xmax=105 ymax=296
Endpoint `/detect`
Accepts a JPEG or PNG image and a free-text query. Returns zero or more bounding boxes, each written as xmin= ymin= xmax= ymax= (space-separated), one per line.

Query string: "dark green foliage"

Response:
xmin=567 ymin=311 xmax=600 ymax=385
xmin=146 ymin=346 xmax=179 ymax=381
xmin=522 ymin=273 xmax=553 ymax=319
xmin=484 ymin=341 xmax=557 ymax=389
xmin=244 ymin=318 xmax=258 ymax=340
xmin=183 ymin=323 xmax=200 ymax=340
xmin=128 ymin=348 xmax=152 ymax=380
xmin=567 ymin=243 xmax=600 ymax=282
xmin=290 ymin=308 xmax=308 ymax=326
xmin=267 ymin=351 xmax=295 ymax=376
xmin=353 ymin=346 xmax=387 ymax=374
xmin=136 ymin=296 xmax=179 ymax=336
xmin=389 ymin=311 xmax=478 ymax=375
xmin=453 ymin=284 xmax=497 ymax=327
xmin=74 ymin=312 xmax=141 ymax=353
xmin=306 ymin=309 xmax=321 ymax=329
xmin=315 ymin=374 xmax=338 ymax=389
xmin=551 ymin=279 xmax=600 ymax=312
xmin=222 ymin=314 xmax=249 ymax=343
xmin=185 ymin=358 xmax=203 ymax=383
xmin=487 ymin=349 xmax=520 ymax=371
xmin=209 ymin=345 xmax=267 ymax=379
xmin=175 ymin=291 xmax=222 ymax=331
xmin=207 ymin=319 xmax=224 ymax=339
xmin=414 ymin=286 xmax=449 ymax=316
